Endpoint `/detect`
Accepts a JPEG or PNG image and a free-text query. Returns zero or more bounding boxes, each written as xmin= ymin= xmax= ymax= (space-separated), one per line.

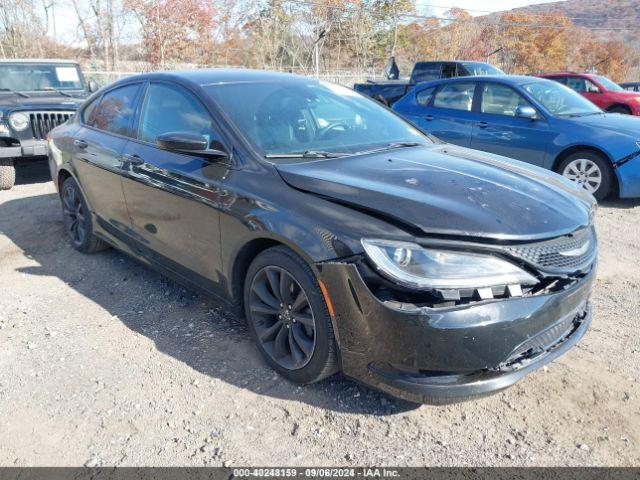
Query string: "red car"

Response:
xmin=539 ymin=72 xmax=640 ymax=115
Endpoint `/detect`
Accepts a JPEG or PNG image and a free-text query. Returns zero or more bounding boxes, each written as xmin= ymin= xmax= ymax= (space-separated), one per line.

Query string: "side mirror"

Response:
xmin=515 ymin=106 xmax=537 ymax=119
xmin=156 ymin=131 xmax=228 ymax=160
xmin=88 ymin=80 xmax=99 ymax=93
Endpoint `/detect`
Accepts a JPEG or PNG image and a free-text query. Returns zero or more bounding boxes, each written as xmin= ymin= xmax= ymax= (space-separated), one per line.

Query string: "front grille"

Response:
xmin=504 ymin=227 xmax=596 ymax=274
xmin=28 ymin=111 xmax=75 ymax=140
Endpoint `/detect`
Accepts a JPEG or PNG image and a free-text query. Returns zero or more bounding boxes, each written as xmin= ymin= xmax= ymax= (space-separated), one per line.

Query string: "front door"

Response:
xmin=470 ymin=82 xmax=552 ymax=167
xmin=120 ymin=81 xmax=230 ymax=294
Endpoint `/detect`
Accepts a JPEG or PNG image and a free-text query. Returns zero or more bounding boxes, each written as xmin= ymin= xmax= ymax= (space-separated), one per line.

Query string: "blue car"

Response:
xmin=392 ymin=75 xmax=640 ymax=200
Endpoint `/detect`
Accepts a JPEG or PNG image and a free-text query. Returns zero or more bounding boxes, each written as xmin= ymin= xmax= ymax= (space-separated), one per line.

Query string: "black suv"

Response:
xmin=0 ymin=59 xmax=95 ymax=190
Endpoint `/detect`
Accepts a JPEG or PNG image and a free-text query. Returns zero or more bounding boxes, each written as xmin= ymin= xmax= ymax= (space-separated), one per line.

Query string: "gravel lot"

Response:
xmin=0 ymin=161 xmax=639 ymax=467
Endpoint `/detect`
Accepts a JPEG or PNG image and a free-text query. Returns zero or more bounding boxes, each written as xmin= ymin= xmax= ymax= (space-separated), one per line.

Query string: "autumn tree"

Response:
xmin=126 ymin=0 xmax=218 ymax=68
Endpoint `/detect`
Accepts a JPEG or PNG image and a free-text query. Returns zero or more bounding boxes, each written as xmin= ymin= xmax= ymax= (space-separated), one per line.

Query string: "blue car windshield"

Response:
xmin=523 ymin=81 xmax=602 ymax=116
xmin=594 ymin=75 xmax=624 ymax=92
xmin=0 ymin=64 xmax=84 ymax=91
xmin=460 ymin=62 xmax=504 ymax=76
xmin=204 ymin=81 xmax=432 ymax=159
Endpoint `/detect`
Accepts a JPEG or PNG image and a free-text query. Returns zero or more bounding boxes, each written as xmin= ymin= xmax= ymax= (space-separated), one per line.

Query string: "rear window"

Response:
xmin=87 ymin=83 xmax=141 ymax=137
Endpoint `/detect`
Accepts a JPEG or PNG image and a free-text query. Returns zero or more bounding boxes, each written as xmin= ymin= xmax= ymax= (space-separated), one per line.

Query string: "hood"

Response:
xmin=276 ymin=145 xmax=594 ymax=241
xmin=612 ymin=90 xmax=640 ymax=100
xmin=572 ymin=112 xmax=640 ymax=138
xmin=0 ymin=93 xmax=85 ymax=112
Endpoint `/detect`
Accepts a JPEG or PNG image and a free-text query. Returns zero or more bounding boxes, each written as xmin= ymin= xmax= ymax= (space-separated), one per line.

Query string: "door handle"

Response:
xmin=74 ymin=139 xmax=88 ymax=148
xmin=425 ymin=114 xmax=434 ymax=121
xmin=477 ymin=121 xmax=489 ymax=129
xmin=122 ymin=153 xmax=144 ymax=166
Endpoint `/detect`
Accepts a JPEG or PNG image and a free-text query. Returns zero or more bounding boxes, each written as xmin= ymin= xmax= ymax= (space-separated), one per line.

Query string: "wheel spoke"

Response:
xmin=279 ymin=272 xmax=294 ymax=304
xmin=291 ymin=290 xmax=307 ymax=313
xmin=273 ymin=325 xmax=289 ymax=359
xmin=288 ymin=328 xmax=304 ymax=367
xmin=295 ymin=313 xmax=314 ymax=327
xmin=292 ymin=324 xmax=313 ymax=357
xmin=253 ymin=281 xmax=280 ymax=309
xmin=259 ymin=320 xmax=282 ymax=342
xmin=265 ymin=269 xmax=281 ymax=303
xmin=250 ymin=299 xmax=279 ymax=316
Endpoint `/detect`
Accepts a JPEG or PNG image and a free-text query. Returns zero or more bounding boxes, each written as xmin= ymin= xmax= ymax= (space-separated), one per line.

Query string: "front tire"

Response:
xmin=60 ymin=177 xmax=108 ymax=253
xmin=244 ymin=246 xmax=339 ymax=384
xmin=557 ymin=151 xmax=613 ymax=201
xmin=0 ymin=159 xmax=16 ymax=190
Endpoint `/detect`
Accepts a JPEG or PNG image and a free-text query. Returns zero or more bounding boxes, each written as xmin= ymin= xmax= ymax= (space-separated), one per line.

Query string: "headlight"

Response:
xmin=361 ymin=239 xmax=537 ymax=290
xmin=9 ymin=112 xmax=29 ymax=131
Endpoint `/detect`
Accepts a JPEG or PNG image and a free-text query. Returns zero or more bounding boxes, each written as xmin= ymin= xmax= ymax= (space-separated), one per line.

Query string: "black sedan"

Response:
xmin=48 ymin=69 xmax=597 ymax=403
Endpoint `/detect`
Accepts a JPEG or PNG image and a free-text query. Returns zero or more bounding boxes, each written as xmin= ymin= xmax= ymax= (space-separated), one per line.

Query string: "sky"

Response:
xmin=49 ymin=0 xmax=565 ymax=45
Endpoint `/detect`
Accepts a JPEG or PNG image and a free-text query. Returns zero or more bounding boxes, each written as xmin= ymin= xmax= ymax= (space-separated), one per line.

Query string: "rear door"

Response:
xmin=72 ymin=82 xmax=142 ymax=235
xmin=416 ymin=81 xmax=477 ymax=147
xmin=470 ymin=82 xmax=551 ymax=166
xmin=120 ymin=81 xmax=230 ymax=294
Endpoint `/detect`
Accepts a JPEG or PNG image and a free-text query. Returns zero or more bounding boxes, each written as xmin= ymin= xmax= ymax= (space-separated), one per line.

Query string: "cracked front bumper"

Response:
xmin=318 ymin=262 xmax=595 ymax=404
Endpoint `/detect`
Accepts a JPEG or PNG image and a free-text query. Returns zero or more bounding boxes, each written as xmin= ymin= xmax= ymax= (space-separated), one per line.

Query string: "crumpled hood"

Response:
xmin=276 ymin=145 xmax=594 ymax=241
xmin=573 ymin=112 xmax=640 ymax=138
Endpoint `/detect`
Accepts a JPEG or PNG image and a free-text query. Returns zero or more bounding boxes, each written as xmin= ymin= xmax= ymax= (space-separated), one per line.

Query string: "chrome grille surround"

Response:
xmin=27 ymin=111 xmax=75 ymax=140
xmin=503 ymin=227 xmax=596 ymax=274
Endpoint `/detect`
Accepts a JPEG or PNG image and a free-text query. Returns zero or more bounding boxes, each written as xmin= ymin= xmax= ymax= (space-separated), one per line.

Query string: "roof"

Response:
xmin=119 ymin=68 xmax=316 ymax=87
xmin=0 ymin=58 xmax=80 ymax=65
xmin=415 ymin=75 xmax=548 ymax=88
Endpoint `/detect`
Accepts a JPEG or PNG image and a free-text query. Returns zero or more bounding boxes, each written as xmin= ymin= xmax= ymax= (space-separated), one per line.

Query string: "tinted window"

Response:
xmin=481 ymin=83 xmax=531 ymax=116
xmin=416 ymin=86 xmax=436 ymax=106
xmin=139 ymin=83 xmax=214 ymax=144
xmin=82 ymin=97 xmax=99 ymax=125
xmin=90 ymin=84 xmax=140 ymax=136
xmin=412 ymin=63 xmax=442 ymax=83
xmin=433 ymin=82 xmax=475 ymax=111
xmin=565 ymin=76 xmax=599 ymax=93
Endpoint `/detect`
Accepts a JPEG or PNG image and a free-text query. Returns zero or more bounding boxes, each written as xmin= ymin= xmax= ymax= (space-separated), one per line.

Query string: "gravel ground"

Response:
xmin=0 ymin=161 xmax=639 ymax=467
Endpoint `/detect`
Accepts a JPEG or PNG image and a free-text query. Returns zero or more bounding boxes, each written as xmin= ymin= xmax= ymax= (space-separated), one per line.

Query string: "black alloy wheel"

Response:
xmin=249 ymin=266 xmax=316 ymax=370
xmin=60 ymin=177 xmax=108 ymax=253
xmin=62 ymin=181 xmax=87 ymax=247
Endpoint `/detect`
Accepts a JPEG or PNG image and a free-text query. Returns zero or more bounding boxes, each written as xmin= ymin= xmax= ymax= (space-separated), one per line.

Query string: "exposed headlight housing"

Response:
xmin=361 ymin=239 xmax=537 ymax=290
xmin=8 ymin=112 xmax=29 ymax=132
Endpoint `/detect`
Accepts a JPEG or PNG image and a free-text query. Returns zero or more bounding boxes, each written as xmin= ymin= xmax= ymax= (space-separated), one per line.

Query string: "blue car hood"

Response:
xmin=572 ymin=112 xmax=640 ymax=138
xmin=276 ymin=145 xmax=594 ymax=241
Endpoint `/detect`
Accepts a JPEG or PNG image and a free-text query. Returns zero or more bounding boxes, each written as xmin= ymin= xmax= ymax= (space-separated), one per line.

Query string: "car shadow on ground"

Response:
xmin=599 ymin=197 xmax=640 ymax=209
xmin=0 ymin=189 xmax=419 ymax=415
xmin=15 ymin=159 xmax=52 ymax=186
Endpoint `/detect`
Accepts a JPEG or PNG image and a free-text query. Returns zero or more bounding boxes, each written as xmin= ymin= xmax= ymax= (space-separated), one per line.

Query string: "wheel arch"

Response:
xmin=228 ymin=234 xmax=323 ymax=319
xmin=605 ymin=103 xmax=632 ymax=113
xmin=552 ymin=145 xmax=619 ymax=196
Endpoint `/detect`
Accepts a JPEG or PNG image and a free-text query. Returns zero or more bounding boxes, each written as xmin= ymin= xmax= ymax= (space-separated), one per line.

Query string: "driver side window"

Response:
xmin=139 ymin=83 xmax=215 ymax=145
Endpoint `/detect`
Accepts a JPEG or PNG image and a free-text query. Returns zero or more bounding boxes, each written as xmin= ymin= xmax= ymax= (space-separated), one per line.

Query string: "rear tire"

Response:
xmin=60 ymin=177 xmax=108 ymax=253
xmin=244 ymin=246 xmax=339 ymax=384
xmin=557 ymin=151 xmax=613 ymax=201
xmin=0 ymin=159 xmax=16 ymax=190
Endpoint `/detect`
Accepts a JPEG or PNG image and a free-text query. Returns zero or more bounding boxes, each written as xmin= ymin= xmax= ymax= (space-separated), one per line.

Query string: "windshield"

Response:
xmin=0 ymin=64 xmax=84 ymax=92
xmin=522 ymin=81 xmax=602 ymax=116
xmin=593 ymin=75 xmax=623 ymax=92
xmin=461 ymin=62 xmax=504 ymax=76
xmin=204 ymin=81 xmax=431 ymax=159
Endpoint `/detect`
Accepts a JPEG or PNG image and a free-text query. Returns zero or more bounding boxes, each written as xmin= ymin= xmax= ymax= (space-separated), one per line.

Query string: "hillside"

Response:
xmin=513 ymin=0 xmax=640 ymax=45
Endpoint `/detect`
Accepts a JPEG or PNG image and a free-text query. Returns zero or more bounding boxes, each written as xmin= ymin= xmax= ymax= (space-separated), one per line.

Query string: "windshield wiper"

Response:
xmin=42 ymin=86 xmax=73 ymax=98
xmin=265 ymin=150 xmax=349 ymax=159
xmin=356 ymin=141 xmax=424 ymax=155
xmin=0 ymin=88 xmax=30 ymax=98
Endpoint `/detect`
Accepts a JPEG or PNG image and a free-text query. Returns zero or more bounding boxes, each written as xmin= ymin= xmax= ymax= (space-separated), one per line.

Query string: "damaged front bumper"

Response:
xmin=318 ymin=261 xmax=595 ymax=404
